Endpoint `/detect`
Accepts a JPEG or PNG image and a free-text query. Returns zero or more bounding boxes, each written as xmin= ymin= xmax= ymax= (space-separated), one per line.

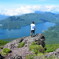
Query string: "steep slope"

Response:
xmin=43 ymin=25 xmax=59 ymax=44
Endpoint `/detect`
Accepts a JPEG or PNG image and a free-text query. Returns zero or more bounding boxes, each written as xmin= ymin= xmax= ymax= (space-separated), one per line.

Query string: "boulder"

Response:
xmin=3 ymin=34 xmax=46 ymax=59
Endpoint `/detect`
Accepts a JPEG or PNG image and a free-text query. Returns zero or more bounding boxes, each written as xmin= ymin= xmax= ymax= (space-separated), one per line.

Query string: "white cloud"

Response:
xmin=0 ymin=5 xmax=59 ymax=16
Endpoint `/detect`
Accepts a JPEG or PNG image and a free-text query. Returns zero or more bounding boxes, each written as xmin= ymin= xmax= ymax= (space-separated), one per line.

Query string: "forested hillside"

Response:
xmin=43 ymin=24 xmax=59 ymax=44
xmin=0 ymin=12 xmax=59 ymax=29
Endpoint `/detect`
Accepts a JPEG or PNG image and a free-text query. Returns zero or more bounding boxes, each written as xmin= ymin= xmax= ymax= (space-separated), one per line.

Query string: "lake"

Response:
xmin=0 ymin=22 xmax=55 ymax=41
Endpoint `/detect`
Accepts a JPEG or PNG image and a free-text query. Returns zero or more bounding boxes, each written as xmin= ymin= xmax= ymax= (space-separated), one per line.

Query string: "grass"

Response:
xmin=18 ymin=42 xmax=25 ymax=48
xmin=0 ymin=40 xmax=8 ymax=46
xmin=45 ymin=44 xmax=59 ymax=52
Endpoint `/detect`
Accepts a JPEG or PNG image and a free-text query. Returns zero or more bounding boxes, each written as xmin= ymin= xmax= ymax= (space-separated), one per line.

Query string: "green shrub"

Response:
xmin=26 ymin=54 xmax=34 ymax=59
xmin=37 ymin=53 xmax=44 ymax=56
xmin=29 ymin=45 xmax=44 ymax=54
xmin=18 ymin=42 xmax=25 ymax=48
xmin=0 ymin=48 xmax=11 ymax=56
xmin=31 ymin=42 xmax=36 ymax=45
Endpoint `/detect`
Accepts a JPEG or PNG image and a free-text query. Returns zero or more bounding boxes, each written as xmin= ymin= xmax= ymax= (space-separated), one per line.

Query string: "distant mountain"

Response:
xmin=0 ymin=15 xmax=9 ymax=20
xmin=0 ymin=12 xmax=59 ymax=29
xmin=35 ymin=11 xmax=44 ymax=13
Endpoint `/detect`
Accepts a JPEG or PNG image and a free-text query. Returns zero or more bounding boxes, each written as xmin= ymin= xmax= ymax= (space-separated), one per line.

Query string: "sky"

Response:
xmin=0 ymin=0 xmax=59 ymax=16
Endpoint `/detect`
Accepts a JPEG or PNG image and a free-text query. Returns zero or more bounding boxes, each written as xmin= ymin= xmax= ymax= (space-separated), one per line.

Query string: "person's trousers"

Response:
xmin=30 ymin=30 xmax=35 ymax=37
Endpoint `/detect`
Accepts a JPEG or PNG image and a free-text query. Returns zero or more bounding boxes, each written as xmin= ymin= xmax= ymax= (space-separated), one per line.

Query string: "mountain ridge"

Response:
xmin=0 ymin=15 xmax=9 ymax=20
xmin=0 ymin=12 xmax=59 ymax=29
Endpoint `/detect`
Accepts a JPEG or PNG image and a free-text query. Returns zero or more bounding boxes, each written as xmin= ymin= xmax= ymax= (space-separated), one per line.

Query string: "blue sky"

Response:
xmin=0 ymin=0 xmax=59 ymax=16
xmin=0 ymin=0 xmax=59 ymax=5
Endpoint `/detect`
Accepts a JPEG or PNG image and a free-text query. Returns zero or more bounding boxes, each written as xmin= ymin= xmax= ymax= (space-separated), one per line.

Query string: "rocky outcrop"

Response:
xmin=3 ymin=34 xmax=45 ymax=59
xmin=1 ymin=34 xmax=59 ymax=59
xmin=4 ymin=38 xmax=24 ymax=49
xmin=4 ymin=34 xmax=45 ymax=49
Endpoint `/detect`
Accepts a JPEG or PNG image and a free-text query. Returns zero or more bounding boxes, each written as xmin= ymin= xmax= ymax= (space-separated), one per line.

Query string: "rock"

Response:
xmin=55 ymin=48 xmax=59 ymax=52
xmin=23 ymin=34 xmax=45 ymax=47
xmin=9 ymin=55 xmax=22 ymax=59
xmin=0 ymin=54 xmax=4 ymax=59
xmin=35 ymin=34 xmax=45 ymax=47
xmin=45 ymin=48 xmax=59 ymax=58
xmin=45 ymin=52 xmax=55 ymax=57
xmin=54 ymin=48 xmax=59 ymax=58
xmin=4 ymin=34 xmax=45 ymax=49
xmin=5 ymin=53 xmax=22 ymax=59
xmin=4 ymin=38 xmax=24 ymax=49
xmin=3 ymin=34 xmax=46 ymax=59
xmin=55 ymin=52 xmax=59 ymax=58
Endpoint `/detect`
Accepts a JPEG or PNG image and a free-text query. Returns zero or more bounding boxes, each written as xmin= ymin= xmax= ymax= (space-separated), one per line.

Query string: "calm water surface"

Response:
xmin=0 ymin=22 xmax=55 ymax=41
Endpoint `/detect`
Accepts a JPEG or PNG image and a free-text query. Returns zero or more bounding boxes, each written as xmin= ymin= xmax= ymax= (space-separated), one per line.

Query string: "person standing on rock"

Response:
xmin=30 ymin=21 xmax=35 ymax=37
